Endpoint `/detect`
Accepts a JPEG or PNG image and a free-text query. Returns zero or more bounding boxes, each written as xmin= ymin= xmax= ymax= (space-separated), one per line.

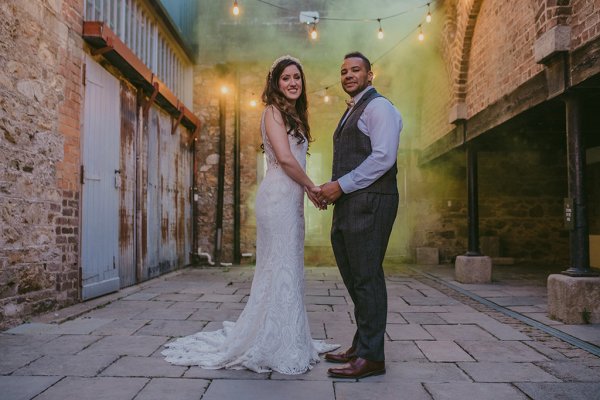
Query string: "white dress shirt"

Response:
xmin=337 ymin=86 xmax=403 ymax=194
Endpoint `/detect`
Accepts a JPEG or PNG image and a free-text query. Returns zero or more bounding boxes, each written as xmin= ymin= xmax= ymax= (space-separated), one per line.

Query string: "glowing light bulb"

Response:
xmin=377 ymin=19 xmax=384 ymax=40
xmin=324 ymin=95 xmax=330 ymax=103
xmin=426 ymin=3 xmax=431 ymax=23
xmin=221 ymin=85 xmax=229 ymax=94
xmin=418 ymin=25 xmax=424 ymax=41
xmin=249 ymin=99 xmax=257 ymax=107
xmin=310 ymin=25 xmax=318 ymax=40
xmin=232 ymin=1 xmax=239 ymax=16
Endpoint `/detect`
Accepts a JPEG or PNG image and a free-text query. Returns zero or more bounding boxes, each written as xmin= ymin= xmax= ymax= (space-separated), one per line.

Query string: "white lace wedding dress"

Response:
xmin=162 ymin=109 xmax=339 ymax=375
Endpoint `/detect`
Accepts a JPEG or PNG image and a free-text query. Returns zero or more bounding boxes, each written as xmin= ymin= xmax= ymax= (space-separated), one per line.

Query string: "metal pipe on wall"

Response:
xmin=233 ymin=70 xmax=241 ymax=264
xmin=214 ymin=92 xmax=226 ymax=266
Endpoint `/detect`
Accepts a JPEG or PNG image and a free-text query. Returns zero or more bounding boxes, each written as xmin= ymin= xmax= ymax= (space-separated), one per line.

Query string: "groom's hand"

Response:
xmin=320 ymin=181 xmax=343 ymax=204
xmin=306 ymin=186 xmax=327 ymax=210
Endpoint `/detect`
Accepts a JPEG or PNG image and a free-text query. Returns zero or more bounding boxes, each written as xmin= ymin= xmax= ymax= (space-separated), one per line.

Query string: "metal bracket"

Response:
xmin=172 ymin=104 xmax=184 ymax=135
xmin=144 ymin=82 xmax=159 ymax=114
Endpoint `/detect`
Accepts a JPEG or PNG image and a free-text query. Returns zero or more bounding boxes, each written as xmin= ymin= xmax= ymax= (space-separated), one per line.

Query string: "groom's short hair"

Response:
xmin=344 ymin=52 xmax=371 ymax=72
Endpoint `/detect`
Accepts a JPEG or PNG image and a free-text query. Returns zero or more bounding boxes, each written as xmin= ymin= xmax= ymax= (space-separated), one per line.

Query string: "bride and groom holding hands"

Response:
xmin=163 ymin=51 xmax=402 ymax=380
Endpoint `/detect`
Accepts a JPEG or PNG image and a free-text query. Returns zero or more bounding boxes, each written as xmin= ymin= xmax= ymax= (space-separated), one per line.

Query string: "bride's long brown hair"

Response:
xmin=261 ymin=58 xmax=312 ymax=145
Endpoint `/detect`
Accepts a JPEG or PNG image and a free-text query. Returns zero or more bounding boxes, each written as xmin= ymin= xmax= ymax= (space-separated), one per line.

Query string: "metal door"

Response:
xmin=81 ymin=55 xmax=121 ymax=299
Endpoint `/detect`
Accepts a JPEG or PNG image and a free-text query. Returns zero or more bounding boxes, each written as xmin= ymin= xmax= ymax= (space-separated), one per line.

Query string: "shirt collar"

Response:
xmin=351 ymin=85 xmax=374 ymax=104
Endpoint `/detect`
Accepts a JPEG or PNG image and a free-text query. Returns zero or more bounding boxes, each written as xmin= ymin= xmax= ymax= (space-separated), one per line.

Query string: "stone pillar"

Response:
xmin=548 ymin=274 xmax=600 ymax=324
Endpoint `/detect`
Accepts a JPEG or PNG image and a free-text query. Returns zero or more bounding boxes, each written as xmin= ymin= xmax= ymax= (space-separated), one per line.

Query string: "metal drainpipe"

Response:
xmin=214 ymin=93 xmax=226 ymax=266
xmin=562 ymin=95 xmax=596 ymax=276
xmin=233 ymin=70 xmax=241 ymax=264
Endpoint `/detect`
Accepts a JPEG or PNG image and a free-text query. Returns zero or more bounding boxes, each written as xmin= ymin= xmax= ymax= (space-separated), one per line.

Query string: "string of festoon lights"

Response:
xmin=229 ymin=0 xmax=436 ymax=106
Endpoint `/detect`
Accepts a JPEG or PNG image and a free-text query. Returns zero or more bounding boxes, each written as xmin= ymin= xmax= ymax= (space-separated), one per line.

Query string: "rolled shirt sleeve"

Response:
xmin=337 ymin=97 xmax=402 ymax=194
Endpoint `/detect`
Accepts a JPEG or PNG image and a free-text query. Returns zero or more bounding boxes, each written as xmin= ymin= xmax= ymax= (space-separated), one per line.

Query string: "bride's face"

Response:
xmin=278 ymin=65 xmax=303 ymax=103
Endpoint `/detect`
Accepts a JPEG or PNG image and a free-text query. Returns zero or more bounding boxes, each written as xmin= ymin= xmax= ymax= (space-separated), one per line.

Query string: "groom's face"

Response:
xmin=340 ymin=57 xmax=373 ymax=97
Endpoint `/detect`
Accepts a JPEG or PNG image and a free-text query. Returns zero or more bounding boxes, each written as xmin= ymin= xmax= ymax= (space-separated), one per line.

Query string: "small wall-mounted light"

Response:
xmin=232 ymin=0 xmax=240 ymax=16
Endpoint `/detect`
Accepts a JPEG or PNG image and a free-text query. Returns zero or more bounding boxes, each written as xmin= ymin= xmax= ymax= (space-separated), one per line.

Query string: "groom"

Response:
xmin=315 ymin=52 xmax=402 ymax=379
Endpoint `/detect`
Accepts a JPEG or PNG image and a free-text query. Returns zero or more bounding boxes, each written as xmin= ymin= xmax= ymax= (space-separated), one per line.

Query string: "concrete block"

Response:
xmin=455 ymin=255 xmax=492 ymax=283
xmin=416 ymin=247 xmax=439 ymax=265
xmin=534 ymin=25 xmax=571 ymax=63
xmin=547 ymin=274 xmax=600 ymax=324
xmin=448 ymin=102 xmax=467 ymax=124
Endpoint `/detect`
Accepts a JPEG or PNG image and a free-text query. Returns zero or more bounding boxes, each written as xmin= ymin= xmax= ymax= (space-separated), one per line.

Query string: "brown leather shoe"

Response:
xmin=327 ymin=357 xmax=385 ymax=379
xmin=324 ymin=346 xmax=356 ymax=363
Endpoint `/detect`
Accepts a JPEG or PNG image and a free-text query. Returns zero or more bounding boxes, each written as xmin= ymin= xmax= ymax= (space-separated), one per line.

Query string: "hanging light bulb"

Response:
xmin=377 ymin=19 xmax=384 ymax=40
xmin=426 ymin=3 xmax=432 ymax=23
xmin=232 ymin=0 xmax=240 ymax=16
xmin=418 ymin=24 xmax=424 ymax=41
xmin=249 ymin=99 xmax=257 ymax=107
xmin=221 ymin=85 xmax=229 ymax=95
xmin=310 ymin=23 xmax=318 ymax=40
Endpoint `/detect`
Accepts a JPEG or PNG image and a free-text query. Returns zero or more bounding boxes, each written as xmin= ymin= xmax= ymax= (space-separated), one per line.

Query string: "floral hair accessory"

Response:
xmin=269 ymin=55 xmax=302 ymax=76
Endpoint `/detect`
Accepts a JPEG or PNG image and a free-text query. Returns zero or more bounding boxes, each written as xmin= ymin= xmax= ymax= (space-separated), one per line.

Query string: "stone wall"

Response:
xmin=193 ymin=63 xmax=263 ymax=264
xmin=0 ymin=0 xmax=83 ymax=329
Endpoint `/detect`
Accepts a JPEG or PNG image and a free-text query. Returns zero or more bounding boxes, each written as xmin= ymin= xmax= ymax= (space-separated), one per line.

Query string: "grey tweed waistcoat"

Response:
xmin=332 ymin=88 xmax=398 ymax=199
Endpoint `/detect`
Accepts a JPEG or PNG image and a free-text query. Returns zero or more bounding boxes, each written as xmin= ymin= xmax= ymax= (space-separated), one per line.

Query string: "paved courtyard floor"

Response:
xmin=1 ymin=264 xmax=599 ymax=400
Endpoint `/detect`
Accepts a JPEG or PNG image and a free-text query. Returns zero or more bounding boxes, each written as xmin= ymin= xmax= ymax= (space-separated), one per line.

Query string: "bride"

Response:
xmin=162 ymin=55 xmax=339 ymax=375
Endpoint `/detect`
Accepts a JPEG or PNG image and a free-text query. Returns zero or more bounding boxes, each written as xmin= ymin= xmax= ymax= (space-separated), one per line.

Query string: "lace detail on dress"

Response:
xmin=162 ymin=108 xmax=339 ymax=375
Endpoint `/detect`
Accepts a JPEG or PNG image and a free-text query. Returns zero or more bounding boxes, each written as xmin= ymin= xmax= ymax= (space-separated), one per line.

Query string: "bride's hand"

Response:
xmin=306 ymin=187 xmax=327 ymax=210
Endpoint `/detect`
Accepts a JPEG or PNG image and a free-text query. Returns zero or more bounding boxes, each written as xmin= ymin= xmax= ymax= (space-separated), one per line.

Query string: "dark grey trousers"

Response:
xmin=331 ymin=192 xmax=399 ymax=362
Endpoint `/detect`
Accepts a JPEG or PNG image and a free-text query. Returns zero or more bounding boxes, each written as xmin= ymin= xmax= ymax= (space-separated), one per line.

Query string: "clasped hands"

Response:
xmin=305 ymin=181 xmax=343 ymax=210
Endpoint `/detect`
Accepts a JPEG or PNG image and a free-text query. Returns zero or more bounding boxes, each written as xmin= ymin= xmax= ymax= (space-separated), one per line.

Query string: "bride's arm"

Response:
xmin=264 ymin=106 xmax=316 ymax=190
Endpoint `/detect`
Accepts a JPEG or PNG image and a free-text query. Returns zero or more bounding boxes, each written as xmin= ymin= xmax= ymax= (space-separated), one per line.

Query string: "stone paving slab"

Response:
xmin=13 ymin=354 xmax=118 ymax=377
xmin=133 ymin=320 xmax=207 ymax=337
xmin=134 ymin=378 xmax=210 ymax=400
xmin=385 ymin=340 xmax=427 ymax=361
xmin=459 ymin=361 xmax=560 ymax=382
xmin=515 ymin=382 xmax=600 ymax=400
xmin=402 ymin=312 xmax=447 ymax=324
xmin=536 ymin=361 xmax=600 ymax=382
xmin=184 ymin=366 xmax=270 ymax=380
xmin=335 ymin=381 xmax=432 ymax=400
xmin=3 ymin=266 xmax=600 ymax=400
xmin=416 ymin=340 xmax=475 ymax=362
xmin=100 ymin=356 xmax=187 ymax=378
xmin=365 ymin=361 xmax=471 ymax=383
xmin=33 ymin=376 xmax=148 ymax=400
xmin=89 ymin=318 xmax=150 ymax=335
xmin=0 ymin=350 xmax=43 ymax=374
xmin=0 ymin=375 xmax=63 ymax=400
xmin=42 ymin=334 xmax=103 ymax=354
xmin=43 ymin=317 xmax=115 ymax=334
xmin=425 ymin=382 xmax=528 ymax=400
xmin=456 ymin=340 xmax=549 ymax=362
xmin=202 ymin=379 xmax=334 ymax=400
xmin=131 ymin=308 xmax=195 ymax=321
xmin=386 ymin=323 xmax=434 ymax=340
xmin=423 ymin=324 xmax=497 ymax=341
xmin=78 ymin=335 xmax=168 ymax=357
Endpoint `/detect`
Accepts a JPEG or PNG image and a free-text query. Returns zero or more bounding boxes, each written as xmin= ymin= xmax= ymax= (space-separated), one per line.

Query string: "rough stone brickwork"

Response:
xmin=0 ymin=0 xmax=83 ymax=329
xmin=193 ymin=64 xmax=262 ymax=264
